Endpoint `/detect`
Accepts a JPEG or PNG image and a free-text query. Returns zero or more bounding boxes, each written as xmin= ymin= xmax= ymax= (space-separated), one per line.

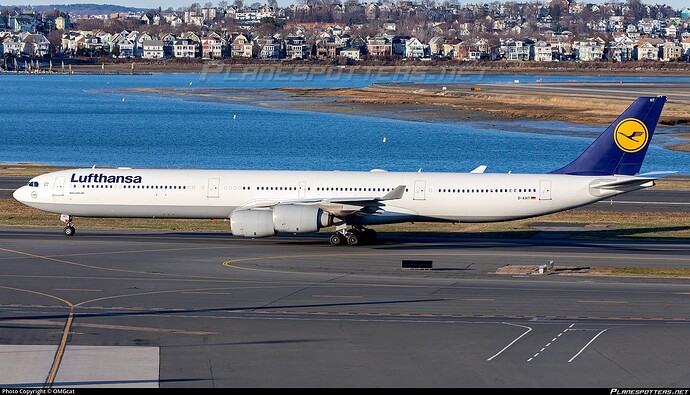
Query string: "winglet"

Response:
xmin=470 ymin=165 xmax=487 ymax=174
xmin=377 ymin=185 xmax=406 ymax=201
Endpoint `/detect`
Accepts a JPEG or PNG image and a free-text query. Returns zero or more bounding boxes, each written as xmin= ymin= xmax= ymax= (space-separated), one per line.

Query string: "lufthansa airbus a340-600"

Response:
xmin=13 ymin=96 xmax=673 ymax=246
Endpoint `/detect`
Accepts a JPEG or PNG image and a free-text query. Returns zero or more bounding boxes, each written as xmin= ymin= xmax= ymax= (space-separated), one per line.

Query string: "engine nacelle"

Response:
xmin=230 ymin=209 xmax=275 ymax=237
xmin=230 ymin=205 xmax=333 ymax=238
xmin=273 ymin=204 xmax=333 ymax=233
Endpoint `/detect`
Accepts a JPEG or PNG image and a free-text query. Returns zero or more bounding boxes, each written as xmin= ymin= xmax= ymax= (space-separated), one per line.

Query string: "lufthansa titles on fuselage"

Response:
xmin=70 ymin=173 xmax=143 ymax=184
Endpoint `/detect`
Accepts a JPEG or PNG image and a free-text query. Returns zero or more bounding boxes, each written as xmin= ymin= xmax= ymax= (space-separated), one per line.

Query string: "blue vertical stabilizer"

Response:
xmin=550 ymin=96 xmax=666 ymax=176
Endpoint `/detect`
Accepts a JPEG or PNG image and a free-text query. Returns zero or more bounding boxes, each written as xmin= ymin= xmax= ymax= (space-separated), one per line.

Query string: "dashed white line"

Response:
xmin=528 ymin=324 xmax=574 ymax=362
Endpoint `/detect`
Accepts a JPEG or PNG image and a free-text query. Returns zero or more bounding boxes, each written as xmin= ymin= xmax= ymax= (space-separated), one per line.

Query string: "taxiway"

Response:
xmin=0 ymin=228 xmax=689 ymax=387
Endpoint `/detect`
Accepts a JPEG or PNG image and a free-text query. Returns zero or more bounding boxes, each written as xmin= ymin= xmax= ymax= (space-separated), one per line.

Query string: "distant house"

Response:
xmin=404 ymin=37 xmax=427 ymax=58
xmin=231 ymin=34 xmax=253 ymax=58
xmin=428 ymin=36 xmax=445 ymax=56
xmin=2 ymin=36 xmax=23 ymax=56
xmin=285 ymin=35 xmax=309 ymax=60
xmin=392 ymin=35 xmax=409 ymax=56
xmin=340 ymin=47 xmax=360 ymax=60
xmin=635 ymin=41 xmax=659 ymax=61
xmin=55 ymin=16 xmax=71 ymax=30
xmin=501 ymin=38 xmax=530 ymax=61
xmin=659 ymin=41 xmax=682 ymax=62
xmin=201 ymin=36 xmax=224 ymax=59
xmin=22 ymin=34 xmax=50 ymax=57
xmin=442 ymin=39 xmax=463 ymax=59
xmin=681 ymin=38 xmax=690 ymax=61
xmin=531 ymin=40 xmax=552 ymax=61
xmin=255 ymin=36 xmax=282 ymax=59
xmin=606 ymin=35 xmax=635 ymax=62
xmin=116 ymin=37 xmax=135 ymax=58
xmin=366 ymin=35 xmax=392 ymax=58
xmin=575 ymin=38 xmax=604 ymax=61
xmin=142 ymin=40 xmax=165 ymax=58
xmin=173 ymin=38 xmax=198 ymax=58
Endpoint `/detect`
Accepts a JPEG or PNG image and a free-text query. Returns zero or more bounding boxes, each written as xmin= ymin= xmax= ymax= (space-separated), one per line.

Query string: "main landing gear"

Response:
xmin=329 ymin=225 xmax=377 ymax=246
xmin=61 ymin=214 xmax=76 ymax=236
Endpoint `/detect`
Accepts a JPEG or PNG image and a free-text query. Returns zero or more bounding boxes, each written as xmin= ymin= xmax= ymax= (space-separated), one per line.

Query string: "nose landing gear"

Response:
xmin=61 ymin=214 xmax=75 ymax=236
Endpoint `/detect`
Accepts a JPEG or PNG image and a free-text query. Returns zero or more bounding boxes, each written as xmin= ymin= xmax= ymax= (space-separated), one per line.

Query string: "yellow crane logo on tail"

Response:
xmin=614 ymin=118 xmax=648 ymax=153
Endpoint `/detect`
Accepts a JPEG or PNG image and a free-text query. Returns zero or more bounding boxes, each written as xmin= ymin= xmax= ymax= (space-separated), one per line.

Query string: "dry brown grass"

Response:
xmin=275 ymin=84 xmax=690 ymax=130
xmin=2 ymin=196 xmax=687 ymax=240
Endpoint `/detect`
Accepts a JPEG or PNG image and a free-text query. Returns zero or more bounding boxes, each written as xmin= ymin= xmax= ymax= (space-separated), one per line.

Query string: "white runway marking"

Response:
xmin=528 ymin=324 xmax=573 ymax=362
xmin=487 ymin=323 xmax=532 ymax=361
xmin=569 ymin=329 xmax=609 ymax=363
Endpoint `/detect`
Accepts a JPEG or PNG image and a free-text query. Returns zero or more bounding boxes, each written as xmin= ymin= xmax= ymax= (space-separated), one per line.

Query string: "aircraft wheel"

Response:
xmin=329 ymin=233 xmax=344 ymax=246
xmin=346 ymin=233 xmax=359 ymax=246
xmin=63 ymin=226 xmax=75 ymax=236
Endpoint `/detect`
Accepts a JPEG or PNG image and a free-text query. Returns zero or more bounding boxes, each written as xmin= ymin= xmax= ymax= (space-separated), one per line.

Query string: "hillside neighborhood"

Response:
xmin=2 ymin=0 xmax=690 ymax=68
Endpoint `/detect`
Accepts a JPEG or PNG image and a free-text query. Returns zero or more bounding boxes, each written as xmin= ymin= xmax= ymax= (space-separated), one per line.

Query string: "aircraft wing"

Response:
xmin=237 ymin=185 xmax=407 ymax=215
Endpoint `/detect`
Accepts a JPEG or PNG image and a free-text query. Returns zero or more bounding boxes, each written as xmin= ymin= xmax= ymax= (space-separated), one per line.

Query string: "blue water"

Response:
xmin=1 ymin=72 xmax=689 ymax=174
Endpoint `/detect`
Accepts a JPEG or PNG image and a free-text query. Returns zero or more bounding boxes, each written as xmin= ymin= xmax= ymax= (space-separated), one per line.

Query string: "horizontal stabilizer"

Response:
xmin=589 ymin=172 xmax=675 ymax=190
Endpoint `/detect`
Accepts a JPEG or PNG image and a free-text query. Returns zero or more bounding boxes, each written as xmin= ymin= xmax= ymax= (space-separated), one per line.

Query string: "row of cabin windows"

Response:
xmin=438 ymin=188 xmax=536 ymax=193
xmin=78 ymin=184 xmax=187 ymax=190
xmin=255 ymin=187 xmax=410 ymax=192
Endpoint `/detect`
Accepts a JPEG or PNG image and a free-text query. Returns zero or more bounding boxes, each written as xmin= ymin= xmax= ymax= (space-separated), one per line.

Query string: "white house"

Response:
xmin=404 ymin=37 xmax=427 ymax=58
xmin=531 ymin=40 xmax=552 ymax=61
xmin=173 ymin=38 xmax=197 ymax=58
xmin=142 ymin=40 xmax=165 ymax=58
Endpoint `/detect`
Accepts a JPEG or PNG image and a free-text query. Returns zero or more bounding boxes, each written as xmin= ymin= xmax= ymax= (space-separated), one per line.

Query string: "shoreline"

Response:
xmin=124 ymin=81 xmax=690 ymax=154
xmin=7 ymin=59 xmax=690 ymax=77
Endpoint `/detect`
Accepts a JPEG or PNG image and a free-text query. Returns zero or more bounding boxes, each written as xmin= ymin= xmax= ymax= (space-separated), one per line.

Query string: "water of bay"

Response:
xmin=1 ymin=71 xmax=688 ymax=175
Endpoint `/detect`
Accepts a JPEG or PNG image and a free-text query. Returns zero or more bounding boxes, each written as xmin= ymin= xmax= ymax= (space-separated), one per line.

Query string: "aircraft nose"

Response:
xmin=13 ymin=186 xmax=25 ymax=202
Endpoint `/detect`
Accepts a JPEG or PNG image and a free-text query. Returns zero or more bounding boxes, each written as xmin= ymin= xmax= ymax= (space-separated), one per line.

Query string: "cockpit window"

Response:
xmin=27 ymin=181 xmax=39 ymax=187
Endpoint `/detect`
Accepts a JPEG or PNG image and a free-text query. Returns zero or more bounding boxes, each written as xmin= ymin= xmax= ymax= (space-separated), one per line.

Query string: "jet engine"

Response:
xmin=230 ymin=205 xmax=333 ymax=237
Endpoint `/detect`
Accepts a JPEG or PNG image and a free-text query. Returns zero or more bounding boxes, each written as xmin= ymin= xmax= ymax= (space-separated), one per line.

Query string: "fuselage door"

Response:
xmin=413 ymin=180 xmax=426 ymax=200
xmin=207 ymin=178 xmax=220 ymax=198
xmin=539 ymin=180 xmax=552 ymax=200
xmin=52 ymin=176 xmax=65 ymax=196
xmin=298 ymin=181 xmax=306 ymax=198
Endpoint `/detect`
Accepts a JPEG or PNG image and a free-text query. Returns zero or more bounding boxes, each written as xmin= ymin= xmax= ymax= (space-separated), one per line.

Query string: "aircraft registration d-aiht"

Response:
xmin=13 ymin=96 xmax=674 ymax=246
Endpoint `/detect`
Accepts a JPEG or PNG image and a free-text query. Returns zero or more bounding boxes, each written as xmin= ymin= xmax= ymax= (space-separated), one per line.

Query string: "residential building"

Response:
xmin=635 ymin=40 xmax=659 ymax=61
xmin=532 ymin=40 xmax=552 ymax=61
xmin=404 ymin=37 xmax=427 ymax=58
xmin=575 ymin=38 xmax=605 ymax=61
xmin=142 ymin=40 xmax=165 ymax=58
xmin=255 ymin=36 xmax=282 ymax=59
xmin=2 ymin=36 xmax=23 ymax=55
xmin=285 ymin=35 xmax=309 ymax=59
xmin=116 ymin=38 xmax=135 ymax=58
xmin=340 ymin=47 xmax=360 ymax=60
xmin=366 ymin=35 xmax=392 ymax=58
xmin=201 ymin=35 xmax=224 ymax=59
xmin=22 ymin=34 xmax=50 ymax=57
xmin=230 ymin=33 xmax=253 ymax=58
xmin=173 ymin=38 xmax=198 ymax=58
xmin=660 ymin=41 xmax=682 ymax=61
xmin=501 ymin=38 xmax=530 ymax=61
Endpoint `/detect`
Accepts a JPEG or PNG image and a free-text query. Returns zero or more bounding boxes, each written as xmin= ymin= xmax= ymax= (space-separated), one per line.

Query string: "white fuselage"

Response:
xmin=13 ymin=168 xmax=636 ymax=225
